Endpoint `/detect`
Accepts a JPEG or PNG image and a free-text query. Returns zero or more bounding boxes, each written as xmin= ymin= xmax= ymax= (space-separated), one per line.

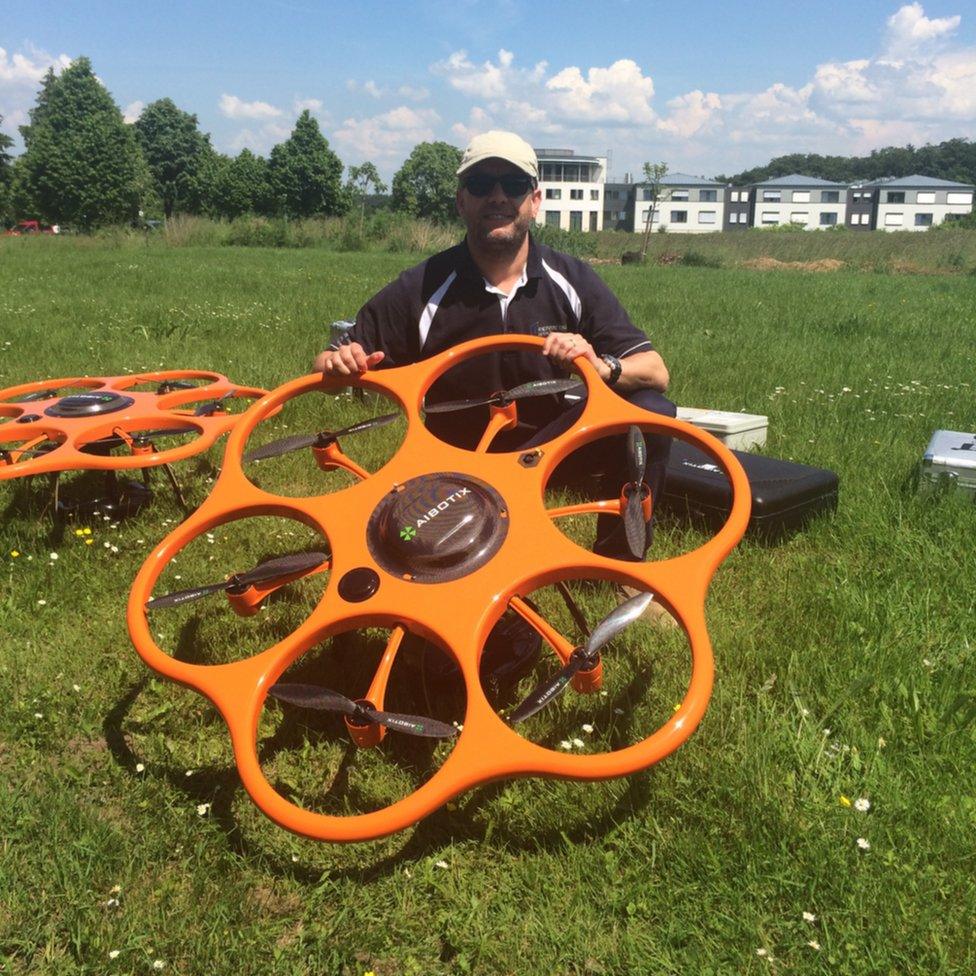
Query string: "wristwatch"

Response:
xmin=600 ymin=353 xmax=622 ymax=387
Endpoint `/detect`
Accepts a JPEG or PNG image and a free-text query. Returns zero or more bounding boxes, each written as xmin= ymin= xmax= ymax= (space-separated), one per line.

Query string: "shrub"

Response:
xmin=532 ymin=223 xmax=597 ymax=257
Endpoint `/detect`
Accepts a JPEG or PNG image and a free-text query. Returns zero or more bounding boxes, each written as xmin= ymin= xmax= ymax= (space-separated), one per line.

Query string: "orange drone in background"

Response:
xmin=128 ymin=336 xmax=750 ymax=843
xmin=0 ymin=370 xmax=269 ymax=514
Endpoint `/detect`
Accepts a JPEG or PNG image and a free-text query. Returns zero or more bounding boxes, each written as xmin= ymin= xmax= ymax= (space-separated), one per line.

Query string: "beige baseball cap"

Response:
xmin=457 ymin=130 xmax=538 ymax=180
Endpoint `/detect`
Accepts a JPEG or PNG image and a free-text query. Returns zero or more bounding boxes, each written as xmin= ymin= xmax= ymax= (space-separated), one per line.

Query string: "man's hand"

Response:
xmin=541 ymin=331 xmax=609 ymax=380
xmin=314 ymin=342 xmax=385 ymax=376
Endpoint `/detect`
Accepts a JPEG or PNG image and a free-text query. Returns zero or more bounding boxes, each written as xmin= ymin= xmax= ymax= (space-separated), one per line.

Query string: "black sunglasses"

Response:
xmin=462 ymin=173 xmax=536 ymax=198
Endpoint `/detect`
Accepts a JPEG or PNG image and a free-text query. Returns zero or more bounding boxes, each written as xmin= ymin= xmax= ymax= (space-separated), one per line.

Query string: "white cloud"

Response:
xmin=293 ymin=97 xmax=323 ymax=115
xmin=334 ymin=105 xmax=440 ymax=164
xmin=429 ymin=4 xmax=975 ymax=178
xmin=123 ymin=100 xmax=145 ymax=124
xmin=0 ymin=44 xmax=73 ymax=142
xmin=218 ymin=93 xmax=282 ymax=120
xmin=363 ymin=80 xmax=384 ymax=99
xmin=397 ymin=84 xmax=429 ymax=101
xmin=884 ymin=2 xmax=961 ymax=57
xmin=546 ymin=60 xmax=656 ymax=125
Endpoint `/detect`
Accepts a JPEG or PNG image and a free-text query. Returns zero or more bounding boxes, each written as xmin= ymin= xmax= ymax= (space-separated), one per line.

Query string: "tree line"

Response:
xmin=0 ymin=57 xmax=465 ymax=230
xmin=718 ymin=139 xmax=976 ymax=187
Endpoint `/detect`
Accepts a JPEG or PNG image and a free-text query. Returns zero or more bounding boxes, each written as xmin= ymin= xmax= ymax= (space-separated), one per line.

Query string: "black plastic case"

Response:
xmin=660 ymin=442 xmax=839 ymax=541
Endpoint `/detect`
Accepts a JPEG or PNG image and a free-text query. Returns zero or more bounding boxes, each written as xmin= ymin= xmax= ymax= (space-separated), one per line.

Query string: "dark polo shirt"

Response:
xmin=335 ymin=234 xmax=654 ymax=423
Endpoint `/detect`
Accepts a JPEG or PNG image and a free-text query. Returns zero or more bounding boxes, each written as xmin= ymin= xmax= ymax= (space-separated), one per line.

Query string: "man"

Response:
xmin=315 ymin=131 xmax=675 ymax=678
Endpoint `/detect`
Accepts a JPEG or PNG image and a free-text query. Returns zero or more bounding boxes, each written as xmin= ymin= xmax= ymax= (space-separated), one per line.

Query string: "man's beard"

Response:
xmin=470 ymin=209 xmax=533 ymax=256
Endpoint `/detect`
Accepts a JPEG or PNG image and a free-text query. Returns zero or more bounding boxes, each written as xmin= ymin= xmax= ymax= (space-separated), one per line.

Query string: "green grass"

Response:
xmin=1 ymin=238 xmax=975 ymax=975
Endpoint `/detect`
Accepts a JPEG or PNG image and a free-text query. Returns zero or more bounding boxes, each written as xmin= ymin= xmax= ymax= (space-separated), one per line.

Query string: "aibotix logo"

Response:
xmin=408 ymin=487 xmax=472 ymax=531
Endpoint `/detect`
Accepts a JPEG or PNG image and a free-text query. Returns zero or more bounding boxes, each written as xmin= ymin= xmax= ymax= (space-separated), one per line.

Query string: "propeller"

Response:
xmin=14 ymin=389 xmax=58 ymax=402
xmin=507 ymin=590 xmax=653 ymax=725
xmin=146 ymin=550 xmax=328 ymax=610
xmin=269 ymin=682 xmax=458 ymax=738
xmin=244 ymin=412 xmax=399 ymax=462
xmin=83 ymin=425 xmax=201 ymax=451
xmin=155 ymin=379 xmax=198 ymax=395
xmin=622 ymin=425 xmax=649 ymax=560
xmin=423 ymin=377 xmax=584 ymax=414
xmin=193 ymin=391 xmax=237 ymax=416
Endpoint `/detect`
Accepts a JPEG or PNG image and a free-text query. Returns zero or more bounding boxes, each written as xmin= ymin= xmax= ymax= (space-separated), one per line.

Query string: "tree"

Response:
xmin=346 ymin=161 xmax=387 ymax=233
xmin=639 ymin=161 xmax=668 ymax=259
xmin=0 ymin=114 xmax=14 ymax=223
xmin=211 ymin=149 xmax=272 ymax=219
xmin=391 ymin=141 xmax=462 ymax=223
xmin=268 ymin=110 xmax=345 ymax=218
xmin=133 ymin=98 xmax=215 ymax=217
xmin=17 ymin=58 xmax=146 ymax=228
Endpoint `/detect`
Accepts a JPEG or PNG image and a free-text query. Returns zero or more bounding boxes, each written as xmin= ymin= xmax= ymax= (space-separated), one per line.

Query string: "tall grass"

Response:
xmin=0 ymin=243 xmax=974 ymax=975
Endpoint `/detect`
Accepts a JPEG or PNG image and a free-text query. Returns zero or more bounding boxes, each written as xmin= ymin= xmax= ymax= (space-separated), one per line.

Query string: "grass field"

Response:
xmin=1 ymin=237 xmax=974 ymax=975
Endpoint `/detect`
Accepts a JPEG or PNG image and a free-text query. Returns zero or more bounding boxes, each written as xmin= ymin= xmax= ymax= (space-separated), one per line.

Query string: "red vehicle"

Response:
xmin=3 ymin=220 xmax=58 ymax=236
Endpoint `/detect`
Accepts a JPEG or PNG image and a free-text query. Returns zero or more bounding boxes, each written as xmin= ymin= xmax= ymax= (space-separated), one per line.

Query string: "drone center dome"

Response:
xmin=45 ymin=391 xmax=135 ymax=418
xmin=367 ymin=472 xmax=508 ymax=582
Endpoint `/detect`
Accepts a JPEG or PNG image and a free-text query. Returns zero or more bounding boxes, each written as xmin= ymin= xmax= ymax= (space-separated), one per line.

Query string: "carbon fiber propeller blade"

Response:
xmin=627 ymin=425 xmax=647 ymax=485
xmin=244 ymin=412 xmax=398 ymax=461
xmin=623 ymin=491 xmax=648 ymax=559
xmin=156 ymin=380 xmax=197 ymax=394
xmin=269 ymin=682 xmax=458 ymax=738
xmin=623 ymin=425 xmax=649 ymax=559
xmin=146 ymin=550 xmax=328 ymax=610
xmin=15 ymin=389 xmax=58 ymax=402
xmin=193 ymin=391 xmax=236 ymax=416
xmin=424 ymin=378 xmax=584 ymax=414
xmin=508 ymin=590 xmax=654 ymax=724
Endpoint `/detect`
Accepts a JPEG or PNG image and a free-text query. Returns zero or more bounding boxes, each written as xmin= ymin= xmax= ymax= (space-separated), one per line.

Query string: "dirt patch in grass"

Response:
xmin=248 ymin=884 xmax=302 ymax=918
xmin=743 ymin=257 xmax=846 ymax=272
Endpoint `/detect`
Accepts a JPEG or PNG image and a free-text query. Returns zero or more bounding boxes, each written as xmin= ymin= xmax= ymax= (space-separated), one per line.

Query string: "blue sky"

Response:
xmin=2 ymin=1 xmax=974 ymax=180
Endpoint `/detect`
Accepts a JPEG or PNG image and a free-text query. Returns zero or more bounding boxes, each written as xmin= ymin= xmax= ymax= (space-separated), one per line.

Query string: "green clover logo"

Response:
xmin=399 ymin=525 xmax=417 ymax=541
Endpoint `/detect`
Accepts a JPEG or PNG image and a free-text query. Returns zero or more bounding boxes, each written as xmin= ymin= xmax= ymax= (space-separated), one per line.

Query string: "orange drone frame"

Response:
xmin=128 ymin=336 xmax=750 ymax=842
xmin=0 ymin=370 xmax=268 ymax=479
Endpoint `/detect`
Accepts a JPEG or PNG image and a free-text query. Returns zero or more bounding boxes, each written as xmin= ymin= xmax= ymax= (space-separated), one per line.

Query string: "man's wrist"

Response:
xmin=599 ymin=353 xmax=622 ymax=387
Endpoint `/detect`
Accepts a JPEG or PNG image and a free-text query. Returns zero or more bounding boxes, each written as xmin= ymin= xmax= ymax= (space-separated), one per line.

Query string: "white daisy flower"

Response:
xmin=854 ymin=798 xmax=871 ymax=812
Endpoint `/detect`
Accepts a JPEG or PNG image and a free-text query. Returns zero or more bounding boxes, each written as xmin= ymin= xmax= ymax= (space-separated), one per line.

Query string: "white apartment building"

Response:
xmin=535 ymin=148 xmax=606 ymax=232
xmin=636 ymin=174 xmax=725 ymax=233
xmin=751 ymin=175 xmax=848 ymax=229
xmin=868 ymin=175 xmax=975 ymax=231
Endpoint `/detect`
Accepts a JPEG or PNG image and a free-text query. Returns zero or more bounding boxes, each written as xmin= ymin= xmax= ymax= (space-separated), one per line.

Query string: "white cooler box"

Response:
xmin=676 ymin=407 xmax=769 ymax=451
xmin=920 ymin=430 xmax=976 ymax=496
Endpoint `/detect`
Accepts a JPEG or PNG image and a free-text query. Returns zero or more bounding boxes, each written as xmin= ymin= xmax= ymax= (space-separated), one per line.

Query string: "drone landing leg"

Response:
xmin=160 ymin=462 xmax=189 ymax=514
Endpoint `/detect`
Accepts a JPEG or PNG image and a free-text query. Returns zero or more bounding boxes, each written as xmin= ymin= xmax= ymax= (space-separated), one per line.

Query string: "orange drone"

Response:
xmin=128 ymin=336 xmax=750 ymax=842
xmin=0 ymin=371 xmax=268 ymax=515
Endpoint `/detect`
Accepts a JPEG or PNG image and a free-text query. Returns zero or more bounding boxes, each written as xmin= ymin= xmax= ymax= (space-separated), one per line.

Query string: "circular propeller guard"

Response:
xmin=128 ymin=336 xmax=751 ymax=842
xmin=0 ymin=371 xmax=269 ymax=478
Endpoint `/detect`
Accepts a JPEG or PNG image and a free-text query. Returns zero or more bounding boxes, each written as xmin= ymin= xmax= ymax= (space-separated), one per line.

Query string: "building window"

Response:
xmin=820 ymin=212 xmax=838 ymax=225
xmin=670 ymin=210 xmax=688 ymax=223
xmin=792 ymin=190 xmax=810 ymax=203
xmin=700 ymin=189 xmax=717 ymax=202
xmin=886 ymin=191 xmax=905 ymax=203
xmin=545 ymin=211 xmax=561 ymax=227
xmin=762 ymin=190 xmax=781 ymax=202
xmin=914 ymin=192 xmax=935 ymax=204
xmin=884 ymin=212 xmax=903 ymax=226
xmin=570 ymin=188 xmax=584 ymax=200
xmin=822 ymin=191 xmax=840 ymax=203
xmin=546 ymin=188 xmax=561 ymax=200
xmin=590 ymin=189 xmax=599 ymax=201
xmin=589 ymin=212 xmax=598 ymax=231
xmin=790 ymin=212 xmax=809 ymax=223
xmin=947 ymin=192 xmax=973 ymax=205
xmin=761 ymin=211 xmax=778 ymax=224
xmin=698 ymin=210 xmax=717 ymax=224
xmin=915 ymin=213 xmax=933 ymax=226
xmin=570 ymin=211 xmax=583 ymax=231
